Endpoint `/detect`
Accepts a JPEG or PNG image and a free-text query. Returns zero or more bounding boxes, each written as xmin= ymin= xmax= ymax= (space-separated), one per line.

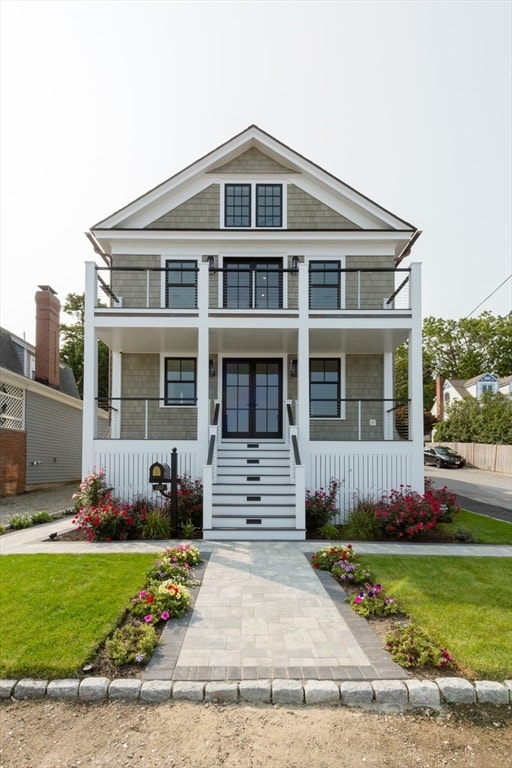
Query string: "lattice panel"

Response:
xmin=0 ymin=382 xmax=24 ymax=430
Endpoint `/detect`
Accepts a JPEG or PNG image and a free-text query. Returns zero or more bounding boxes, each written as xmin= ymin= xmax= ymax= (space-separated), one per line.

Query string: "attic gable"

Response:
xmin=209 ymin=146 xmax=299 ymax=175
xmin=91 ymin=125 xmax=417 ymax=233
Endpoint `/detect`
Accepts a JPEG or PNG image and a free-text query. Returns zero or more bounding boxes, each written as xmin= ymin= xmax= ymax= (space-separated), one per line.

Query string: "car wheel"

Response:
xmin=436 ymin=459 xmax=443 ymax=468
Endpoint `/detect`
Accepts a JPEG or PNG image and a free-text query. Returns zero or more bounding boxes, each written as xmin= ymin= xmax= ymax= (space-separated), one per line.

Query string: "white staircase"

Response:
xmin=207 ymin=441 xmax=304 ymax=540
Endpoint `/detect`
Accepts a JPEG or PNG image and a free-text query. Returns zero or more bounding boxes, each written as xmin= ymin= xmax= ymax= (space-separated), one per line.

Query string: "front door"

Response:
xmin=223 ymin=359 xmax=283 ymax=439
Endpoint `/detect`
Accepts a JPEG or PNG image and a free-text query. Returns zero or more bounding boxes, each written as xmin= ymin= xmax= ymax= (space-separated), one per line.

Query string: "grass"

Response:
xmin=0 ymin=554 xmax=155 ymax=678
xmin=361 ymin=554 xmax=512 ymax=680
xmin=438 ymin=508 xmax=512 ymax=544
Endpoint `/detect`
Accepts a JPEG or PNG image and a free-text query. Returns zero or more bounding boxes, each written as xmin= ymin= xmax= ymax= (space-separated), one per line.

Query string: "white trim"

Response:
xmin=219 ymin=180 xmax=288 ymax=230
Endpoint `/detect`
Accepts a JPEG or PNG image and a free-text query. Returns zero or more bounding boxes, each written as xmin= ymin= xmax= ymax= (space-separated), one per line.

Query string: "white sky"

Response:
xmin=1 ymin=0 xmax=511 ymax=341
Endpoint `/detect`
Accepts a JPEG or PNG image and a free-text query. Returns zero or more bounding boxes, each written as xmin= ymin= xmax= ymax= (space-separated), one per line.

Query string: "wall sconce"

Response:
xmin=291 ymin=256 xmax=299 ymax=273
xmin=290 ymin=359 xmax=298 ymax=377
xmin=208 ymin=256 xmax=216 ymax=273
xmin=209 ymin=359 xmax=216 ymax=377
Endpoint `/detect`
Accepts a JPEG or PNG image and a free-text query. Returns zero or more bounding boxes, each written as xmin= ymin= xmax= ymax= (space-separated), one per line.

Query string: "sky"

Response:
xmin=1 ymin=0 xmax=511 ymax=342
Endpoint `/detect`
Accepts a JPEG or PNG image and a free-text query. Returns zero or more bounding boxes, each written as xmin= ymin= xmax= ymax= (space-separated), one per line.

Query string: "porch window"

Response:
xmin=166 ymin=260 xmax=197 ymax=308
xmin=164 ymin=358 xmax=196 ymax=406
xmin=309 ymin=261 xmax=340 ymax=309
xmin=310 ymin=359 xmax=340 ymax=417
xmin=223 ymin=258 xmax=283 ymax=309
xmin=224 ymin=184 xmax=282 ymax=228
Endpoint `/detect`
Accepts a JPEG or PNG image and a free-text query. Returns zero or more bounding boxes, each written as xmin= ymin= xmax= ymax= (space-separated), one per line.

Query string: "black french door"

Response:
xmin=222 ymin=359 xmax=283 ymax=439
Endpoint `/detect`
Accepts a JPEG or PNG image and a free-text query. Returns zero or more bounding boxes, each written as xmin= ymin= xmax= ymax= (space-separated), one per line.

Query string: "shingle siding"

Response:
xmin=211 ymin=147 xmax=297 ymax=174
xmin=147 ymin=185 xmax=220 ymax=229
xmin=288 ymin=185 xmax=361 ymax=230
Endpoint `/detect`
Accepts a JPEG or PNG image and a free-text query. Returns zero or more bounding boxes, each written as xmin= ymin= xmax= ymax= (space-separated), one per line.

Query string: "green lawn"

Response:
xmin=438 ymin=508 xmax=512 ymax=544
xmin=361 ymin=555 xmax=512 ymax=680
xmin=0 ymin=554 xmax=154 ymax=678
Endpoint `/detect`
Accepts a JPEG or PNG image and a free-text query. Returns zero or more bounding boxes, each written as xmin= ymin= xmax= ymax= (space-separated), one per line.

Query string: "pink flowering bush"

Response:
xmin=305 ymin=478 xmax=339 ymax=531
xmin=331 ymin=559 xmax=372 ymax=585
xmin=311 ymin=544 xmax=355 ymax=570
xmin=72 ymin=469 xmax=146 ymax=541
xmin=424 ymin=477 xmax=460 ymax=522
xmin=375 ymin=485 xmax=443 ymax=540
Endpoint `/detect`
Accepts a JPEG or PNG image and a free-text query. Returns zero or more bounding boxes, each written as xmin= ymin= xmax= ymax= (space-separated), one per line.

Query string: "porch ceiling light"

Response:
xmin=209 ymin=359 xmax=216 ymax=377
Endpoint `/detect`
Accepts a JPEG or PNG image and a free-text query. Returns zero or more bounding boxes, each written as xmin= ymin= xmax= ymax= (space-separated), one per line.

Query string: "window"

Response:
xmin=224 ymin=183 xmax=282 ymax=228
xmin=164 ymin=358 xmax=196 ymax=406
xmin=166 ymin=260 xmax=197 ymax=308
xmin=310 ymin=359 xmax=340 ymax=417
xmin=309 ymin=262 xmax=340 ymax=309
xmin=225 ymin=184 xmax=251 ymax=227
xmin=256 ymin=185 xmax=282 ymax=227
xmin=223 ymin=258 xmax=282 ymax=309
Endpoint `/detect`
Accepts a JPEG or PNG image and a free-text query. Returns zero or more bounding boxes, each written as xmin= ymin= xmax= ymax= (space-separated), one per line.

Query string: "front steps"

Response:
xmin=203 ymin=441 xmax=304 ymax=541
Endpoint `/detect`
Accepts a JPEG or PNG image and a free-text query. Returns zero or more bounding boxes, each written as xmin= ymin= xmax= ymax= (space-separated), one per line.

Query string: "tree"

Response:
xmin=60 ymin=293 xmax=109 ymax=401
xmin=395 ymin=312 xmax=512 ymax=411
xmin=435 ymin=392 xmax=512 ymax=445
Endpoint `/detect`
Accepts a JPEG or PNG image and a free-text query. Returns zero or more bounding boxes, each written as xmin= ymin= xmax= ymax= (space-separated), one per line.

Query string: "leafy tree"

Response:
xmin=435 ymin=393 xmax=512 ymax=445
xmin=60 ymin=293 xmax=109 ymax=401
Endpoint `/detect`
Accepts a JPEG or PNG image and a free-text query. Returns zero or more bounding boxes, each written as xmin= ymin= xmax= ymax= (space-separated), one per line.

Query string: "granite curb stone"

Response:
xmin=2 ymin=677 xmax=511 ymax=709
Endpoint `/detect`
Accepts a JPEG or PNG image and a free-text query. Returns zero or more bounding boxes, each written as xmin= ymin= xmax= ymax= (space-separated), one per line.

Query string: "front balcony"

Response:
xmin=91 ymin=263 xmax=412 ymax=315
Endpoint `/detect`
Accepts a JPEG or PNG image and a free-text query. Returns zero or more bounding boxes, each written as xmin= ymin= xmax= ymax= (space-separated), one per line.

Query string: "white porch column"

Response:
xmin=409 ymin=262 xmax=424 ymax=492
xmin=82 ymin=261 xmax=98 ymax=476
xmin=297 ymin=260 xmax=310 ymax=442
xmin=196 ymin=258 xmax=210 ymax=467
xmin=110 ymin=351 xmax=122 ymax=439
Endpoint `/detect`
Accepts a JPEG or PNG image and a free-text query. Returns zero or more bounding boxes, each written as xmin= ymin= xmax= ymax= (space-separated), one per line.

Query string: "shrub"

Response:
xmin=318 ymin=522 xmax=341 ymax=540
xmin=305 ymin=478 xmax=339 ymax=531
xmin=344 ymin=496 xmax=381 ymax=540
xmin=146 ymin=559 xmax=200 ymax=587
xmin=73 ymin=498 xmax=146 ymax=542
xmin=105 ymin=621 xmax=157 ymax=666
xmin=331 ymin=560 xmax=372 ymax=585
xmin=375 ymin=485 xmax=443 ymax=540
xmin=385 ymin=622 xmax=454 ymax=670
xmin=8 ymin=514 xmax=32 ymax=530
xmin=349 ymin=583 xmax=399 ymax=617
xmin=166 ymin=475 xmax=203 ymax=530
xmin=311 ymin=544 xmax=355 ymax=571
xmin=141 ymin=509 xmax=171 ymax=540
xmin=424 ymin=477 xmax=460 ymax=523
xmin=72 ymin=468 xmax=112 ymax=511
xmin=31 ymin=511 xmax=53 ymax=525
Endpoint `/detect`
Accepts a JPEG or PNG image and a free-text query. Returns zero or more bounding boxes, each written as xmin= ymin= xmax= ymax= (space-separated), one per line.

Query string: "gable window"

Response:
xmin=164 ymin=358 xmax=196 ymax=406
xmin=224 ymin=183 xmax=282 ymax=228
xmin=309 ymin=262 xmax=340 ymax=309
xmin=166 ymin=260 xmax=197 ymax=308
xmin=223 ymin=258 xmax=282 ymax=309
xmin=310 ymin=359 xmax=340 ymax=417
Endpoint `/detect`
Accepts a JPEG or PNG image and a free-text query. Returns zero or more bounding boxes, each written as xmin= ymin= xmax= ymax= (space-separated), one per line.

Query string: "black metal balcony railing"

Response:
xmin=94 ymin=266 xmax=411 ymax=312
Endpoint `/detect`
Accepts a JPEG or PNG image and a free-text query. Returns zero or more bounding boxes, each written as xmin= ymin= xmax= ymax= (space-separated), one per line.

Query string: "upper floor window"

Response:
xmin=166 ymin=260 xmax=197 ymax=308
xmin=164 ymin=358 xmax=196 ymax=406
xmin=310 ymin=359 xmax=340 ymax=417
xmin=309 ymin=262 xmax=340 ymax=309
xmin=223 ymin=258 xmax=283 ymax=309
xmin=224 ymin=184 xmax=282 ymax=228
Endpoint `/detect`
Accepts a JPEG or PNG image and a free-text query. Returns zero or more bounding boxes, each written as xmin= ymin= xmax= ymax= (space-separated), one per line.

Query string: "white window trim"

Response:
xmin=220 ymin=181 xmax=287 ymax=229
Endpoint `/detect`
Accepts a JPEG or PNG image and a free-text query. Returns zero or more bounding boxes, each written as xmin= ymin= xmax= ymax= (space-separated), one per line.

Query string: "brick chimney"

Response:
xmin=35 ymin=285 xmax=61 ymax=389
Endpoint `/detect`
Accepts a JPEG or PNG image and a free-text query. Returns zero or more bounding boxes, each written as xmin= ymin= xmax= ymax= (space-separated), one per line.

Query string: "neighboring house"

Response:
xmin=82 ymin=125 xmax=424 ymax=540
xmin=0 ymin=286 xmax=82 ymax=495
xmin=432 ymin=373 xmax=511 ymax=422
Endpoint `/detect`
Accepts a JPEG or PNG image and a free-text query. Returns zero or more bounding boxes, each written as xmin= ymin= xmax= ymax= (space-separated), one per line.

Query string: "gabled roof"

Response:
xmin=464 ymin=373 xmax=498 ymax=386
xmin=91 ymin=125 xmax=417 ymax=233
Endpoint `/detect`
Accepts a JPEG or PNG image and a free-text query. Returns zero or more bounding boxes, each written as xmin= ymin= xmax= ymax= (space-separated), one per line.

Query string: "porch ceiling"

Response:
xmin=96 ymin=326 xmax=408 ymax=354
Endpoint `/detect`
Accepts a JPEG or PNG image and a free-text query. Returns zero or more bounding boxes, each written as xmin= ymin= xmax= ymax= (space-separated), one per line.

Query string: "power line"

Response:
xmin=465 ymin=274 xmax=512 ymax=318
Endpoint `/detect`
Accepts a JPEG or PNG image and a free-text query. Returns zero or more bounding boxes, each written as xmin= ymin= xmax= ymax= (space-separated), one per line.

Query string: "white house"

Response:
xmin=82 ymin=125 xmax=424 ymax=540
xmin=433 ymin=372 xmax=511 ymax=422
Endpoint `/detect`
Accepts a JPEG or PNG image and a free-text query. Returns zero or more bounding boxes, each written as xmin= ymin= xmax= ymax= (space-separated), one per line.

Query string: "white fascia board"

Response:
xmin=93 ymin=229 xmax=415 ymax=250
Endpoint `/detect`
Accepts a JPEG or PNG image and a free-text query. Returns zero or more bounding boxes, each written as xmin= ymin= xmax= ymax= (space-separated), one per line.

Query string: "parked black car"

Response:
xmin=424 ymin=446 xmax=466 ymax=468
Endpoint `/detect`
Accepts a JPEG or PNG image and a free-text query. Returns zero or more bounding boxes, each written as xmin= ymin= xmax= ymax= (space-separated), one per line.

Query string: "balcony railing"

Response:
xmin=94 ymin=397 xmax=410 ymax=441
xmin=93 ymin=265 xmax=411 ymax=312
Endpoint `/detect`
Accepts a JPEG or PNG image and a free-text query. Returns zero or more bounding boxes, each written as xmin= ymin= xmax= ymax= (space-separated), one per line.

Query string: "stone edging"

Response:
xmin=1 ymin=678 xmax=511 ymax=710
